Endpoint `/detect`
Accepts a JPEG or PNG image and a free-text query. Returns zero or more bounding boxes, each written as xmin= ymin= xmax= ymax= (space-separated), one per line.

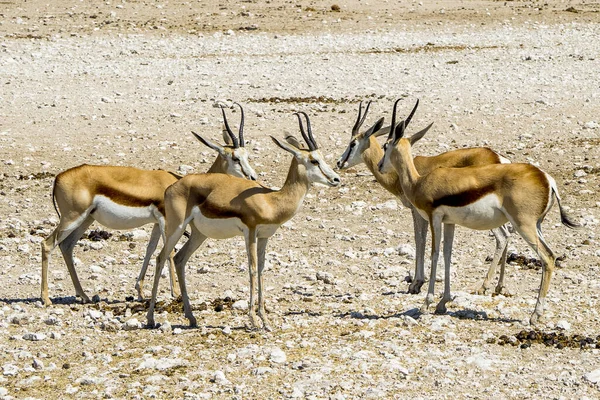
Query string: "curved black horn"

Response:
xmin=404 ymin=99 xmax=419 ymax=128
xmin=388 ymin=98 xmax=403 ymax=141
xmin=232 ymin=102 xmax=245 ymax=147
xmin=293 ymin=112 xmax=316 ymax=151
xmin=298 ymin=111 xmax=318 ymax=150
xmin=220 ymin=104 xmax=239 ymax=148
xmin=352 ymin=100 xmax=372 ymax=135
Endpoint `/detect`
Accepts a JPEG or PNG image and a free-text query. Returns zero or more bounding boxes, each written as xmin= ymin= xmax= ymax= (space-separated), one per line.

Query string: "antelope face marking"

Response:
xmin=305 ymin=150 xmax=341 ymax=187
xmin=224 ymin=147 xmax=257 ymax=181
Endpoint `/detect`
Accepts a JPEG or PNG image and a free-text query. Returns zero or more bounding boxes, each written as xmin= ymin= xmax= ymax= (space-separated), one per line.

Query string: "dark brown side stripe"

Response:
xmin=432 ymin=185 xmax=496 ymax=208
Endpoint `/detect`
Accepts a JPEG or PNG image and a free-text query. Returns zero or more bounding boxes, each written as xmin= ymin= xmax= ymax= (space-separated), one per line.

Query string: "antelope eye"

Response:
xmin=310 ymin=159 xmax=319 ymax=165
xmin=232 ymin=156 xmax=240 ymax=162
xmin=350 ymin=141 xmax=356 ymax=148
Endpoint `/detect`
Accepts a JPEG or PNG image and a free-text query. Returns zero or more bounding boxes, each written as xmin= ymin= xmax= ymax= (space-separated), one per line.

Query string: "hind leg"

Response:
xmin=41 ymin=214 xmax=93 ymax=305
xmin=476 ymin=224 xmax=510 ymax=295
xmin=58 ymin=217 xmax=95 ymax=303
xmin=435 ymin=223 xmax=455 ymax=314
xmin=512 ymin=219 xmax=556 ymax=325
xmin=494 ymin=225 xmax=511 ymax=296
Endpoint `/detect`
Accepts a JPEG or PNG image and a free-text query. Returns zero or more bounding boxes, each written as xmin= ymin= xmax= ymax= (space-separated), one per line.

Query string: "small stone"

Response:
xmin=122 ymin=318 xmax=141 ymax=331
xmin=23 ymin=333 xmax=47 ymax=341
xmin=32 ymin=359 xmax=44 ymax=370
xmin=252 ymin=366 xmax=273 ymax=375
xmin=555 ymin=320 xmax=571 ymax=331
xmin=584 ymin=368 xmax=600 ymax=383
xmin=92 ymin=294 xmax=101 ymax=303
xmin=270 ymin=348 xmax=287 ymax=364
xmin=583 ymin=121 xmax=599 ymax=129
xmin=316 ymin=271 xmax=335 ymax=285
xmin=159 ymin=321 xmax=172 ymax=333
xmin=173 ymin=328 xmax=183 ymax=335
xmin=232 ymin=300 xmax=249 ymax=310
xmin=222 ymin=326 xmax=232 ymax=335
xmin=101 ymin=97 xmax=113 ymax=103
xmin=212 ymin=370 xmax=231 ymax=385
xmin=397 ymin=244 xmax=416 ymax=259
xmin=3 ymin=364 xmax=18 ymax=376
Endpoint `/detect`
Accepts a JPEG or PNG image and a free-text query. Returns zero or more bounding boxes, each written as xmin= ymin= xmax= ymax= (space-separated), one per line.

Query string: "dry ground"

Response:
xmin=0 ymin=1 xmax=600 ymax=399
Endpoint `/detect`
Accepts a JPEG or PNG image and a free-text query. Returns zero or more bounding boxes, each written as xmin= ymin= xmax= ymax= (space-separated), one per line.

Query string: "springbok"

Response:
xmin=41 ymin=103 xmax=258 ymax=305
xmin=337 ymin=100 xmax=511 ymax=295
xmin=146 ymin=112 xmax=341 ymax=331
xmin=378 ymin=98 xmax=581 ymax=325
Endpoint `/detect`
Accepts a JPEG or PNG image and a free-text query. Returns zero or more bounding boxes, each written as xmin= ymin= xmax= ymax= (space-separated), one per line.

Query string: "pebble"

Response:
xmin=123 ymin=318 xmax=141 ymax=331
xmin=269 ymin=347 xmax=287 ymax=364
xmin=3 ymin=364 xmax=18 ymax=376
xmin=397 ymin=244 xmax=416 ymax=259
xmin=32 ymin=359 xmax=44 ymax=370
xmin=212 ymin=370 xmax=231 ymax=385
xmin=23 ymin=332 xmax=47 ymax=341
xmin=555 ymin=320 xmax=571 ymax=331
xmin=316 ymin=271 xmax=335 ymax=285
xmin=160 ymin=321 xmax=172 ymax=333
xmin=232 ymin=300 xmax=249 ymax=310
xmin=173 ymin=328 xmax=183 ymax=335
xmin=584 ymin=369 xmax=600 ymax=384
xmin=252 ymin=366 xmax=273 ymax=375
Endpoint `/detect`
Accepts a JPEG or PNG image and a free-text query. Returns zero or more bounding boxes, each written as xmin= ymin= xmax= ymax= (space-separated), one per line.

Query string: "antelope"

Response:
xmin=337 ymin=100 xmax=511 ymax=296
xmin=378 ymin=98 xmax=581 ymax=325
xmin=146 ymin=112 xmax=341 ymax=331
xmin=41 ymin=103 xmax=258 ymax=306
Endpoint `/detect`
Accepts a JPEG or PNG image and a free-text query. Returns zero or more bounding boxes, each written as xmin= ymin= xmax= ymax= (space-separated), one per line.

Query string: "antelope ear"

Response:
xmin=271 ymin=136 xmax=302 ymax=157
xmin=285 ymin=135 xmax=307 ymax=150
xmin=192 ymin=131 xmax=225 ymax=154
xmin=373 ymin=125 xmax=391 ymax=138
xmin=410 ymin=123 xmax=434 ymax=146
xmin=221 ymin=124 xmax=233 ymax=146
xmin=364 ymin=117 xmax=385 ymax=138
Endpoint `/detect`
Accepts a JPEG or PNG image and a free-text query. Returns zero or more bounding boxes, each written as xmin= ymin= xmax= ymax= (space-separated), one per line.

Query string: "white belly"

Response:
xmin=192 ymin=207 xmax=245 ymax=239
xmin=91 ymin=195 xmax=157 ymax=230
xmin=436 ymin=194 xmax=508 ymax=230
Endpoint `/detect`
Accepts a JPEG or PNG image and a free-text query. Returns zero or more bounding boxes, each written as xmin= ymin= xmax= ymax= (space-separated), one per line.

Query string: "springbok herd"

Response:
xmin=40 ymin=99 xmax=581 ymax=331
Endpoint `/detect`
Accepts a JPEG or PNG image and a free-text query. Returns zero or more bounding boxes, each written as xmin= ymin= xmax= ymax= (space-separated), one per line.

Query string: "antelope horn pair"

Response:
xmin=219 ymin=102 xmax=245 ymax=148
xmin=293 ymin=111 xmax=318 ymax=151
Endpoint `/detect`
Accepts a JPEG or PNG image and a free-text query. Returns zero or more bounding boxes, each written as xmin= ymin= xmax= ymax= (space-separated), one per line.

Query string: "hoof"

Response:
xmin=529 ymin=312 xmax=543 ymax=326
xmin=42 ymin=298 xmax=52 ymax=307
xmin=474 ymin=285 xmax=488 ymax=296
xmin=408 ymin=280 xmax=424 ymax=294
xmin=79 ymin=294 xmax=92 ymax=304
xmin=188 ymin=317 xmax=198 ymax=328
xmin=434 ymin=303 xmax=447 ymax=315
xmin=493 ymin=286 xmax=513 ymax=297
xmin=146 ymin=320 xmax=157 ymax=329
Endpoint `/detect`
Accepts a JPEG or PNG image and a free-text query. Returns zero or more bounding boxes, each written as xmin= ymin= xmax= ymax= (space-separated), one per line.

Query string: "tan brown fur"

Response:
xmin=384 ymin=135 xmax=578 ymax=325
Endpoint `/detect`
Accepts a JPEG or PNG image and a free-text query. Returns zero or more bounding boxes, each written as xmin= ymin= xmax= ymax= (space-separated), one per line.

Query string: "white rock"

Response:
xmin=555 ymin=320 xmax=571 ymax=331
xmin=222 ymin=326 xmax=232 ymax=335
xmin=159 ymin=321 xmax=172 ymax=333
xmin=3 ymin=364 xmax=18 ymax=376
xmin=584 ymin=368 xmax=600 ymax=383
xmin=87 ymin=309 xmax=103 ymax=320
xmin=0 ymin=388 xmax=7 ymax=396
xmin=269 ymin=348 xmax=287 ymax=364
xmin=123 ymin=318 xmax=141 ymax=331
xmin=23 ymin=333 xmax=47 ymax=341
xmin=466 ymin=354 xmax=493 ymax=370
xmin=17 ymin=244 xmax=31 ymax=253
xmin=173 ymin=328 xmax=183 ymax=335
xmin=137 ymin=357 xmax=187 ymax=371
xmin=397 ymin=244 xmax=416 ymax=259
xmin=212 ymin=370 xmax=231 ymax=385
xmin=316 ymin=271 xmax=335 ymax=285
xmin=583 ymin=121 xmax=598 ymax=129
xmin=232 ymin=300 xmax=249 ymax=310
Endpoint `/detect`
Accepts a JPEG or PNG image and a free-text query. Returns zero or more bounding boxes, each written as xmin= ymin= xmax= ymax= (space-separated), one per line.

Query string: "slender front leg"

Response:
xmin=256 ymin=237 xmax=272 ymax=331
xmin=244 ymin=228 xmax=261 ymax=330
xmin=409 ymin=208 xmax=428 ymax=294
xmin=494 ymin=225 xmax=511 ymax=296
xmin=436 ymin=223 xmax=455 ymax=314
xmin=136 ymin=223 xmax=161 ymax=301
xmin=147 ymin=224 xmax=187 ymax=328
xmin=421 ymin=216 xmax=442 ymax=313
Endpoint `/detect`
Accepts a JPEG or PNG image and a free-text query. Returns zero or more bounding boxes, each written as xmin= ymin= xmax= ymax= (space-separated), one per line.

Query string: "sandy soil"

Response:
xmin=0 ymin=0 xmax=599 ymax=399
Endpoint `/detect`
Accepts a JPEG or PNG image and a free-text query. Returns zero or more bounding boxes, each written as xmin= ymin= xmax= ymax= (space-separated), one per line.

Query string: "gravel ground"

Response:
xmin=0 ymin=1 xmax=599 ymax=399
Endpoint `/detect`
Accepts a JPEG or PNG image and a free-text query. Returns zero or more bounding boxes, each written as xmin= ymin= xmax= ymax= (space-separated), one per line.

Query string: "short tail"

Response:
xmin=550 ymin=183 xmax=581 ymax=230
xmin=51 ymin=177 xmax=60 ymax=219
